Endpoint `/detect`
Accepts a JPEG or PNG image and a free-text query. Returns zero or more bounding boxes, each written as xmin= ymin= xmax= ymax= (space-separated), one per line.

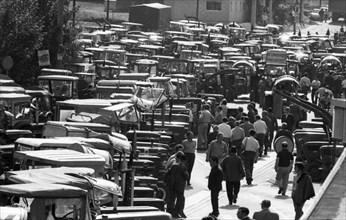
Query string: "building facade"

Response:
xmin=163 ymin=0 xmax=250 ymax=24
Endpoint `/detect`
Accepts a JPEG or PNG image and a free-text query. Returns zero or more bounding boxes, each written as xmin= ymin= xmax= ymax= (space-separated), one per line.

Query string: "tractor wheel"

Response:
xmin=306 ymin=161 xmax=323 ymax=182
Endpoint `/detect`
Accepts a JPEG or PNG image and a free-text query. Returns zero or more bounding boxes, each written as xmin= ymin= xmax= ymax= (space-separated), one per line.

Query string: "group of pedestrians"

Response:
xmin=164 ymin=96 xmax=316 ymax=219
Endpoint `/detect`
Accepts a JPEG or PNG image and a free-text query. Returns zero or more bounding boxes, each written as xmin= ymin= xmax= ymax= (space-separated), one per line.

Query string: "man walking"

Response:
xmin=218 ymin=117 xmax=232 ymax=146
xmin=253 ymin=115 xmax=267 ymax=157
xmin=240 ymin=116 xmax=254 ymax=137
xmin=208 ymin=156 xmax=223 ymax=218
xmin=292 ymin=162 xmax=315 ymax=220
xmin=206 ymin=133 xmax=228 ymax=166
xmin=164 ymin=152 xmax=189 ymax=218
xmin=197 ymin=104 xmax=214 ymax=150
xmin=275 ymin=142 xmax=294 ymax=196
xmin=261 ymin=111 xmax=272 ymax=155
xmin=253 ymin=200 xmax=279 ymax=220
xmin=282 ymin=106 xmax=295 ymax=133
xmin=267 ymin=107 xmax=278 ymax=150
xmin=221 ymin=146 xmax=245 ymax=206
xmin=182 ymin=131 xmax=196 ymax=186
xmin=230 ymin=121 xmax=245 ymax=156
xmin=241 ymin=129 xmax=259 ymax=185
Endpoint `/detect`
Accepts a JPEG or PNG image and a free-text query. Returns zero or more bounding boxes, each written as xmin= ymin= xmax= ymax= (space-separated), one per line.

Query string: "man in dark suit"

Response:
xmin=281 ymin=106 xmax=295 ymax=132
xmin=208 ymin=156 xmax=223 ymax=218
xmin=237 ymin=207 xmax=253 ymax=220
xmin=253 ymin=200 xmax=279 ymax=220
xmin=221 ymin=146 xmax=245 ymax=205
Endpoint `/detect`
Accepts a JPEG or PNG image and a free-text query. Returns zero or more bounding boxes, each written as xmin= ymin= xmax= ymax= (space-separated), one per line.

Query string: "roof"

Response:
xmin=6 ymin=167 xmax=122 ymax=196
xmin=37 ymin=75 xmax=79 ymax=81
xmin=0 ymin=93 xmax=31 ymax=99
xmin=13 ymin=149 xmax=105 ymax=167
xmin=0 ymin=183 xmax=87 ymax=198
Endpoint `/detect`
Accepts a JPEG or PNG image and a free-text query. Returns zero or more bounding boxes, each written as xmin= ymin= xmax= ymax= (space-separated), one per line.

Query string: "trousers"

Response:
xmin=197 ymin=123 xmax=209 ymax=150
xmin=226 ymin=181 xmax=240 ymax=204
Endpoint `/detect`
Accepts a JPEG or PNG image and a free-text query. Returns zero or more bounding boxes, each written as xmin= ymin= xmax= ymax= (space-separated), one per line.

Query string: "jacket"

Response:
xmin=165 ymin=162 xmax=189 ymax=193
xmin=292 ymin=172 xmax=315 ymax=204
xmin=253 ymin=209 xmax=279 ymax=220
xmin=221 ymin=154 xmax=245 ymax=182
xmin=208 ymin=165 xmax=223 ymax=191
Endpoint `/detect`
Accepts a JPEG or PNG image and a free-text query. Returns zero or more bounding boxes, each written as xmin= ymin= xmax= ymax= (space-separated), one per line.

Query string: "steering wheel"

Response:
xmin=61 ymin=210 xmax=76 ymax=220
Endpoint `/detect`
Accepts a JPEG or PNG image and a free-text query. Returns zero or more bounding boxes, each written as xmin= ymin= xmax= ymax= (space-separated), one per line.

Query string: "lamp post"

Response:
xmin=196 ymin=0 xmax=200 ymax=19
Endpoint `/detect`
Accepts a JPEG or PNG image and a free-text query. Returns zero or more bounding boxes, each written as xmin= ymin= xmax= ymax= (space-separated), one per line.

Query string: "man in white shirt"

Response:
xmin=218 ymin=117 xmax=232 ymax=146
xmin=253 ymin=115 xmax=267 ymax=157
xmin=241 ymin=129 xmax=259 ymax=185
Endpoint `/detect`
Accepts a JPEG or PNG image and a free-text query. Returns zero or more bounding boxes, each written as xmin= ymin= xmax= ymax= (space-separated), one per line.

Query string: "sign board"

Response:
xmin=1 ymin=56 xmax=14 ymax=70
xmin=38 ymin=50 xmax=50 ymax=66
xmin=266 ymin=49 xmax=287 ymax=66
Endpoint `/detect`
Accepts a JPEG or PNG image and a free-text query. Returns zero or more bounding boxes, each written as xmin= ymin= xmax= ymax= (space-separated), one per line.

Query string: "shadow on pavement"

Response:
xmin=220 ymin=204 xmax=239 ymax=210
xmin=274 ymin=195 xmax=290 ymax=199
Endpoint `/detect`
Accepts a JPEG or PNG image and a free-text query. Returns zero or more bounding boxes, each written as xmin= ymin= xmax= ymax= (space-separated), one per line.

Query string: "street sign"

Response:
xmin=38 ymin=50 xmax=50 ymax=67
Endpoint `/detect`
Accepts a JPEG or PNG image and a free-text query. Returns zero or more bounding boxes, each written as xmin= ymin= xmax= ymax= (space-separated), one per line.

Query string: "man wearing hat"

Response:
xmin=274 ymin=141 xmax=294 ymax=196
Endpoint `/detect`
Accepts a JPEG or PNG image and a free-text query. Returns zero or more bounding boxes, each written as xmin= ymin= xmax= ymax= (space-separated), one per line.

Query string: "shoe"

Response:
xmin=179 ymin=212 xmax=187 ymax=218
xmin=229 ymin=203 xmax=233 ymax=206
xmin=209 ymin=212 xmax=219 ymax=217
xmin=187 ymin=182 xmax=191 ymax=186
xmin=247 ymin=179 xmax=252 ymax=185
xmin=278 ymin=187 xmax=283 ymax=194
xmin=233 ymin=198 xmax=237 ymax=204
xmin=172 ymin=213 xmax=180 ymax=218
xmin=282 ymin=193 xmax=286 ymax=196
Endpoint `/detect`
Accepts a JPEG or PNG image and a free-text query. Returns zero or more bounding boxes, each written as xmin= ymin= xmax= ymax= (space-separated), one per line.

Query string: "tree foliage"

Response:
xmin=0 ymin=0 xmax=79 ymax=87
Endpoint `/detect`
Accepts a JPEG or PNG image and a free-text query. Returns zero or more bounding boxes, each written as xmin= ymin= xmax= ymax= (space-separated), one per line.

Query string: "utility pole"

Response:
xmin=56 ymin=0 xmax=64 ymax=69
xmin=196 ymin=0 xmax=200 ymax=19
xmin=268 ymin=0 xmax=273 ymax=24
xmin=72 ymin=0 xmax=76 ymax=27
xmin=251 ymin=0 xmax=257 ymax=29
xmin=106 ymin=0 xmax=110 ymax=21
xmin=299 ymin=0 xmax=303 ymax=25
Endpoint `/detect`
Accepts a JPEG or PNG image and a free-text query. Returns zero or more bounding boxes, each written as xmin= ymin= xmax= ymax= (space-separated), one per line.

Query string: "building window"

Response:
xmin=206 ymin=1 xmax=221 ymax=11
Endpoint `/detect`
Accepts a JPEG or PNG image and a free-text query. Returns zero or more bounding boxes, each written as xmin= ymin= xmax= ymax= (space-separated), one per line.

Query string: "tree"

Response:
xmin=0 ymin=0 xmax=79 ymax=87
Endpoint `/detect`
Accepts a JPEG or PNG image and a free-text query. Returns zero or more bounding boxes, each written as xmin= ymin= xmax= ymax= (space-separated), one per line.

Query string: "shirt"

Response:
xmin=218 ymin=123 xmax=232 ymax=138
xmin=240 ymin=121 xmax=254 ymax=137
xmin=182 ymin=139 xmax=196 ymax=154
xmin=199 ymin=109 xmax=214 ymax=123
xmin=253 ymin=119 xmax=267 ymax=134
xmin=230 ymin=126 xmax=245 ymax=141
xmin=242 ymin=136 xmax=259 ymax=152
xmin=277 ymin=149 xmax=294 ymax=167
xmin=207 ymin=140 xmax=228 ymax=159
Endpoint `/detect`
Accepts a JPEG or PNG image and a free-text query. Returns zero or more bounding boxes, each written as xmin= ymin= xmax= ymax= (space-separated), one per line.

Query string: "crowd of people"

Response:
xmin=163 ymin=95 xmax=316 ymax=219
